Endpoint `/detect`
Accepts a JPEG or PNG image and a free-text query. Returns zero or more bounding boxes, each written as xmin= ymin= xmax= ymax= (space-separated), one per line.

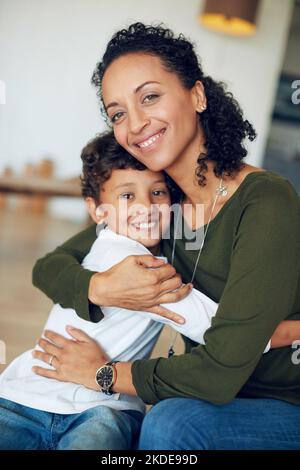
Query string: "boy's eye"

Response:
xmin=111 ymin=111 xmax=124 ymax=123
xmin=143 ymin=94 xmax=159 ymax=103
xmin=153 ymin=189 xmax=168 ymax=197
xmin=119 ymin=193 xmax=134 ymax=200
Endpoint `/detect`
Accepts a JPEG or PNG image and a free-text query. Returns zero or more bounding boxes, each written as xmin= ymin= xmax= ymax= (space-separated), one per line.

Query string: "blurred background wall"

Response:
xmin=0 ymin=0 xmax=296 ymax=220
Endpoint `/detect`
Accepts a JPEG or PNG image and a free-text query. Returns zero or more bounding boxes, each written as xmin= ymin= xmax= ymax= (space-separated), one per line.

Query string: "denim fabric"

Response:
xmin=0 ymin=397 xmax=143 ymax=450
xmin=138 ymin=397 xmax=300 ymax=450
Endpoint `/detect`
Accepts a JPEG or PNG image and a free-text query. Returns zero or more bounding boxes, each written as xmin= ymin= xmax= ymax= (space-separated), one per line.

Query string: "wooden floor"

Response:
xmin=0 ymin=202 xmax=183 ymax=373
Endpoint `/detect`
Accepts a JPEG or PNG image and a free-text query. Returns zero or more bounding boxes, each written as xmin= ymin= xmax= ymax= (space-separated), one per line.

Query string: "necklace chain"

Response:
xmin=168 ymin=175 xmax=228 ymax=357
xmin=171 ymin=175 xmax=227 ymax=281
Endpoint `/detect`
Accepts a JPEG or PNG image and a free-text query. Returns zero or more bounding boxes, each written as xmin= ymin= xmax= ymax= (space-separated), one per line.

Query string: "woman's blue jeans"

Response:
xmin=138 ymin=397 xmax=300 ymax=450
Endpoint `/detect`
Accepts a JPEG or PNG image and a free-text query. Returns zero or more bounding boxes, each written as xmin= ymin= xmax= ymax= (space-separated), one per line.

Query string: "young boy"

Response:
xmin=0 ymin=132 xmax=298 ymax=450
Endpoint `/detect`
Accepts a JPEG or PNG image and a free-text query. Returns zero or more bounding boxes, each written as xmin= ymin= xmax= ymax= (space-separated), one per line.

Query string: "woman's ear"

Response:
xmin=192 ymin=80 xmax=207 ymax=113
xmin=85 ymin=197 xmax=106 ymax=224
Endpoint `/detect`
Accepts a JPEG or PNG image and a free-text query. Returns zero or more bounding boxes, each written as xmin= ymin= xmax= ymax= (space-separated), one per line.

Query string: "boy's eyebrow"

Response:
xmin=152 ymin=178 xmax=166 ymax=185
xmin=113 ymin=178 xmax=166 ymax=191
xmin=113 ymin=182 xmax=136 ymax=191
xmin=106 ymin=81 xmax=161 ymax=112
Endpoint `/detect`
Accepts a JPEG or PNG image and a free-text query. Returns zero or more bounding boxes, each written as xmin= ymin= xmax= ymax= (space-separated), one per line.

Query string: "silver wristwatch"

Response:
xmin=95 ymin=361 xmax=119 ymax=395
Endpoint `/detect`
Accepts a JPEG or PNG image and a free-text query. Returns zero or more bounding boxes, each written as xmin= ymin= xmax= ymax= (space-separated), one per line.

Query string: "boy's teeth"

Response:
xmin=140 ymin=222 xmax=154 ymax=229
xmin=133 ymin=222 xmax=157 ymax=229
xmin=139 ymin=131 xmax=163 ymax=148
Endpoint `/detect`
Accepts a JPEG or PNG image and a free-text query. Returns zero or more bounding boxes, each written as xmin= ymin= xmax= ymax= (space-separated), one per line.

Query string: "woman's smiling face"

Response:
xmin=102 ymin=52 xmax=205 ymax=172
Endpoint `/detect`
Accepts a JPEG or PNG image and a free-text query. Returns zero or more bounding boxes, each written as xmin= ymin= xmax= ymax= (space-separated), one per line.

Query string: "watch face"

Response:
xmin=97 ymin=366 xmax=113 ymax=389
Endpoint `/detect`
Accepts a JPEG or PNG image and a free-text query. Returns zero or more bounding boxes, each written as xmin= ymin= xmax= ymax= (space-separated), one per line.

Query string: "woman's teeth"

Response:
xmin=138 ymin=130 xmax=165 ymax=148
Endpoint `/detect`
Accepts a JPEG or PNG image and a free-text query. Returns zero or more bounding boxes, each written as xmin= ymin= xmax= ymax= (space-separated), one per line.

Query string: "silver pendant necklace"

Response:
xmin=168 ymin=174 xmax=228 ymax=357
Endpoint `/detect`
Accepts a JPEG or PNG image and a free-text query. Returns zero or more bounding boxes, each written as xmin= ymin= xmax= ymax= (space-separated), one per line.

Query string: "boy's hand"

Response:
xmin=270 ymin=320 xmax=300 ymax=348
xmin=88 ymin=254 xmax=192 ymax=324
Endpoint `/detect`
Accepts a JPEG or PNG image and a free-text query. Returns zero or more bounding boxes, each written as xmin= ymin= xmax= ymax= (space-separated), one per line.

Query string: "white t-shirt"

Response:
xmin=0 ymin=227 xmax=270 ymax=415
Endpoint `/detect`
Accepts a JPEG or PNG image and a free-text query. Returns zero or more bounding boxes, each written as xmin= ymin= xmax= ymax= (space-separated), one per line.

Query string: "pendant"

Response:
xmin=216 ymin=185 xmax=228 ymax=197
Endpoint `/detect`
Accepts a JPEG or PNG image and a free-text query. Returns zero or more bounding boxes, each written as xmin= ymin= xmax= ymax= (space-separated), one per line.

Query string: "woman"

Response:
xmin=32 ymin=23 xmax=300 ymax=449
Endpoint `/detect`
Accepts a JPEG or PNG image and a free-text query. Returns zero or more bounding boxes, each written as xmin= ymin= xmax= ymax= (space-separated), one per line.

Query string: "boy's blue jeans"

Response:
xmin=138 ymin=397 xmax=300 ymax=450
xmin=0 ymin=397 xmax=143 ymax=450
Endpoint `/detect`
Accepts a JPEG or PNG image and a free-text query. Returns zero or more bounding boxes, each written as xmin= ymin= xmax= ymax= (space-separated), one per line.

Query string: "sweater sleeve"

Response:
xmin=32 ymin=223 xmax=101 ymax=322
xmin=131 ymin=178 xmax=300 ymax=405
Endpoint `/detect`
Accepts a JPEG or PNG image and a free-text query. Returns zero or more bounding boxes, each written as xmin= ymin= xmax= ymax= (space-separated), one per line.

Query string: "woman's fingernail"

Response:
xmin=179 ymin=318 xmax=185 ymax=324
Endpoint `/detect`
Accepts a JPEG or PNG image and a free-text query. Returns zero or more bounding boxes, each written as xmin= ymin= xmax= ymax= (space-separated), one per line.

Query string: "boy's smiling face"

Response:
xmin=86 ymin=168 xmax=171 ymax=251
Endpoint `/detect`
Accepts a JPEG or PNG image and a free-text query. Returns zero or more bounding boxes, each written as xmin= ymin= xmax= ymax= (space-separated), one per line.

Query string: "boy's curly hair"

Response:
xmin=81 ymin=131 xmax=146 ymax=203
xmin=80 ymin=131 xmax=182 ymax=203
xmin=91 ymin=22 xmax=256 ymax=186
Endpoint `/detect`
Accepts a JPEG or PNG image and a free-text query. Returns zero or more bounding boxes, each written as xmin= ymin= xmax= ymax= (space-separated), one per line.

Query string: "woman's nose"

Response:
xmin=128 ymin=107 xmax=150 ymax=134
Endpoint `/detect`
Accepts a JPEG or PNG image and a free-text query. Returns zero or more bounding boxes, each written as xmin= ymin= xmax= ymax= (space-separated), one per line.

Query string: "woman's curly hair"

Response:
xmin=80 ymin=131 xmax=182 ymax=203
xmin=91 ymin=22 xmax=256 ymax=186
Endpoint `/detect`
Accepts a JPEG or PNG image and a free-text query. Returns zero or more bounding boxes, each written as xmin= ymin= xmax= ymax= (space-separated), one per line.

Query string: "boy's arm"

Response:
xmin=32 ymin=223 xmax=102 ymax=322
xmin=157 ymin=290 xmax=297 ymax=353
xmin=270 ymin=321 xmax=300 ymax=348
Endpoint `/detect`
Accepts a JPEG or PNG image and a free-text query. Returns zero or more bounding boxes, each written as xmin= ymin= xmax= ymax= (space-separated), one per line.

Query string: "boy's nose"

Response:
xmin=130 ymin=201 xmax=156 ymax=221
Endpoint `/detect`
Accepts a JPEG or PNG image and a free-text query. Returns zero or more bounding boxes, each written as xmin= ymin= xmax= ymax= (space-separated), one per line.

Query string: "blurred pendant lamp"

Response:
xmin=200 ymin=0 xmax=260 ymax=36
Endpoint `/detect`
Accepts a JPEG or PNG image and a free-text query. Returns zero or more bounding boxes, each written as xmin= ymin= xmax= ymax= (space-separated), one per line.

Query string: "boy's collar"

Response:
xmin=96 ymin=225 xmax=143 ymax=246
xmin=96 ymin=225 xmax=165 ymax=259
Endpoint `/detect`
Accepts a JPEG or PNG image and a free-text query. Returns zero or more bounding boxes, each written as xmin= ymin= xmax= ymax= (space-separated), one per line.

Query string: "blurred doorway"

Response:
xmin=263 ymin=0 xmax=300 ymax=192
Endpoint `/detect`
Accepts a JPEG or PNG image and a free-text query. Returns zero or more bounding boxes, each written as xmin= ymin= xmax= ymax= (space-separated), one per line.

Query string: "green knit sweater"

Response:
xmin=32 ymin=171 xmax=300 ymax=405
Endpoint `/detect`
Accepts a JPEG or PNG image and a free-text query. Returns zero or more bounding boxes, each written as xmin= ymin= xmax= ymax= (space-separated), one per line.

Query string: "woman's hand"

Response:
xmin=32 ymin=327 xmax=108 ymax=390
xmin=89 ymin=254 xmax=192 ymax=324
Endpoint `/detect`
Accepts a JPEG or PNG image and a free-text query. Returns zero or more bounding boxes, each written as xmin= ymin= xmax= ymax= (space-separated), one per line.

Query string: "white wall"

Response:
xmin=0 ymin=0 xmax=293 ymax=219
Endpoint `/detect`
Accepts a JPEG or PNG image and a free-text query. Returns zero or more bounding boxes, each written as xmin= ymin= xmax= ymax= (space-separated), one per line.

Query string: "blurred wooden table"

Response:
xmin=0 ymin=175 xmax=81 ymax=198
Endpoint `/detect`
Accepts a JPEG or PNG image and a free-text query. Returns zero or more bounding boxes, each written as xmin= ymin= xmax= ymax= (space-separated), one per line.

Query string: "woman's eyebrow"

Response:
xmin=106 ymin=101 xmax=119 ymax=112
xmin=106 ymin=81 xmax=161 ymax=111
xmin=134 ymin=81 xmax=161 ymax=94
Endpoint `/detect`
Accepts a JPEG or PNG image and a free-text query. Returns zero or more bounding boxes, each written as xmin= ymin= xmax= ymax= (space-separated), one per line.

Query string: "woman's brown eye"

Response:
xmin=144 ymin=94 xmax=159 ymax=103
xmin=111 ymin=112 xmax=124 ymax=123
